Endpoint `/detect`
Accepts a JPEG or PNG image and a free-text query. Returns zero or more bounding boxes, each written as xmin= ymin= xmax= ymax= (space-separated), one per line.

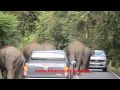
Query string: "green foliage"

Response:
xmin=18 ymin=32 xmax=39 ymax=49
xmin=36 ymin=11 xmax=89 ymax=49
xmin=0 ymin=11 xmax=120 ymax=68
xmin=0 ymin=12 xmax=18 ymax=46
xmin=3 ymin=11 xmax=40 ymax=49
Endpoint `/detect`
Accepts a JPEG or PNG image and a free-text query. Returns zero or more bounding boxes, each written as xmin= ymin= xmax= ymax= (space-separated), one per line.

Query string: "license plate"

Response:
xmin=95 ymin=64 xmax=99 ymax=66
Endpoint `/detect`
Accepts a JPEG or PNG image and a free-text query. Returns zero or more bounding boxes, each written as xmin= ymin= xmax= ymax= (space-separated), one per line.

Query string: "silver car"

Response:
xmin=23 ymin=50 xmax=74 ymax=79
xmin=89 ymin=50 xmax=107 ymax=72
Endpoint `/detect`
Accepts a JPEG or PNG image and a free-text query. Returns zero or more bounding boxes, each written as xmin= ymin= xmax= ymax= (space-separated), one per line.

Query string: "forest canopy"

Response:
xmin=0 ymin=11 xmax=120 ymax=67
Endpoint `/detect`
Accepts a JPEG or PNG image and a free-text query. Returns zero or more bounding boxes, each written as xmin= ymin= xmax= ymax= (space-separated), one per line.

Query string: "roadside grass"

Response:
xmin=108 ymin=61 xmax=120 ymax=78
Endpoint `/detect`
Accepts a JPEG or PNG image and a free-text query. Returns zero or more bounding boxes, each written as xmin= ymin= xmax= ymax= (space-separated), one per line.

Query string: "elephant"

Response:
xmin=81 ymin=47 xmax=95 ymax=70
xmin=67 ymin=40 xmax=85 ymax=75
xmin=23 ymin=42 xmax=43 ymax=60
xmin=41 ymin=41 xmax=56 ymax=50
xmin=0 ymin=46 xmax=25 ymax=79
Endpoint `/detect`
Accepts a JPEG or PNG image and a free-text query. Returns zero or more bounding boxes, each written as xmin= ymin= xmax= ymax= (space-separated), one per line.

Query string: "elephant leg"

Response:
xmin=76 ymin=53 xmax=81 ymax=75
xmin=2 ymin=69 xmax=7 ymax=79
xmin=6 ymin=69 xmax=13 ymax=79
xmin=6 ymin=62 xmax=14 ymax=79
xmin=12 ymin=68 xmax=17 ymax=79
xmin=12 ymin=57 xmax=23 ymax=79
xmin=0 ymin=69 xmax=3 ymax=79
xmin=15 ymin=66 xmax=21 ymax=79
xmin=18 ymin=62 xmax=25 ymax=79
xmin=13 ymin=66 xmax=20 ymax=79
xmin=86 ymin=58 xmax=90 ymax=69
xmin=69 ymin=52 xmax=76 ymax=75
xmin=76 ymin=52 xmax=82 ymax=75
xmin=15 ymin=59 xmax=24 ymax=79
xmin=69 ymin=65 xmax=74 ymax=77
xmin=15 ymin=61 xmax=24 ymax=79
xmin=76 ymin=60 xmax=81 ymax=75
xmin=80 ymin=61 xmax=83 ymax=70
xmin=7 ymin=68 xmax=16 ymax=79
xmin=82 ymin=58 xmax=88 ymax=70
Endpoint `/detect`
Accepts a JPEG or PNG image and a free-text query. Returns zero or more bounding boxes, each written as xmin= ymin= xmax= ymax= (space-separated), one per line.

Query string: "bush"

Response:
xmin=0 ymin=12 xmax=18 ymax=46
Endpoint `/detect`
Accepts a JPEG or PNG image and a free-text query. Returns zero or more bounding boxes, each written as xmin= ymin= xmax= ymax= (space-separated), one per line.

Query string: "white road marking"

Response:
xmin=109 ymin=70 xmax=120 ymax=79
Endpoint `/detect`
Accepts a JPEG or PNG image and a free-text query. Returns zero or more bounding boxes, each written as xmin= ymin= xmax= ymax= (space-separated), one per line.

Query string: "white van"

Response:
xmin=89 ymin=50 xmax=107 ymax=71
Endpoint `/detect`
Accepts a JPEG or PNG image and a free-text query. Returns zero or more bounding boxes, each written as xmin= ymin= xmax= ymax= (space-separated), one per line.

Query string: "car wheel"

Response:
xmin=103 ymin=68 xmax=107 ymax=72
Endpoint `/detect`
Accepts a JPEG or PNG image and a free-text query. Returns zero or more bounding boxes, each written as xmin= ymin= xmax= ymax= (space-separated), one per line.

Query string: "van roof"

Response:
xmin=31 ymin=50 xmax=66 ymax=59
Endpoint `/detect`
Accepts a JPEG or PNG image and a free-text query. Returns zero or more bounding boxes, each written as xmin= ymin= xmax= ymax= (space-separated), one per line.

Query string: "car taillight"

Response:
xmin=24 ymin=66 xmax=28 ymax=71
xmin=64 ymin=66 xmax=68 ymax=78
xmin=23 ymin=66 xmax=28 ymax=76
xmin=64 ymin=66 xmax=68 ymax=72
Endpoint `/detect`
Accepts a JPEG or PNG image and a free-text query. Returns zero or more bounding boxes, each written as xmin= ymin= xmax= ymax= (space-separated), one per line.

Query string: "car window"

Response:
xmin=93 ymin=50 xmax=106 ymax=57
xmin=31 ymin=52 xmax=65 ymax=60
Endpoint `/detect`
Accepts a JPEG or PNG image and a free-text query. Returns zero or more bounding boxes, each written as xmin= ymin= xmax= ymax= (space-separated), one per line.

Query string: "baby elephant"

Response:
xmin=0 ymin=46 xmax=25 ymax=79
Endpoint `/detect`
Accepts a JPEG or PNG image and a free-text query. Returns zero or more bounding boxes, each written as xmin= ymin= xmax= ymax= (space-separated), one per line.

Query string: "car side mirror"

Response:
xmin=70 ymin=61 xmax=76 ymax=65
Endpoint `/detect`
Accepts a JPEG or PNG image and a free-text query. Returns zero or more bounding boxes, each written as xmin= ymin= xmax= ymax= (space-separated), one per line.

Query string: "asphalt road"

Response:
xmin=73 ymin=69 xmax=120 ymax=79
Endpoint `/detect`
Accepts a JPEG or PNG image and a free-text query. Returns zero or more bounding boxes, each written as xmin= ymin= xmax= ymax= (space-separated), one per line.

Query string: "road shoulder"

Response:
xmin=109 ymin=70 xmax=120 ymax=79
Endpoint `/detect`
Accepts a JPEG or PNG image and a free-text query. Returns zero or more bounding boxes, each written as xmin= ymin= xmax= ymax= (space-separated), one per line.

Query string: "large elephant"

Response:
xmin=67 ymin=40 xmax=85 ymax=75
xmin=81 ymin=47 xmax=95 ymax=70
xmin=0 ymin=46 xmax=25 ymax=79
xmin=23 ymin=42 xmax=43 ymax=59
xmin=41 ymin=41 xmax=56 ymax=50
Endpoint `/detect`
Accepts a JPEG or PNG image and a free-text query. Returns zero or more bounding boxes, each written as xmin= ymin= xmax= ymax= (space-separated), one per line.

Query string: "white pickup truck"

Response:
xmin=89 ymin=50 xmax=107 ymax=72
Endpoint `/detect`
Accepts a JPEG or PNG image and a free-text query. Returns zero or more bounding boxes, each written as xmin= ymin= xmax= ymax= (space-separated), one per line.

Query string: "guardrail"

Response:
xmin=108 ymin=60 xmax=120 ymax=78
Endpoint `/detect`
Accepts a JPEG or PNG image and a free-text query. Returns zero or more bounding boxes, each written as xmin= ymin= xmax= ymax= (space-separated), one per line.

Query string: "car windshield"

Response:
xmin=31 ymin=52 xmax=65 ymax=60
xmin=94 ymin=50 xmax=106 ymax=57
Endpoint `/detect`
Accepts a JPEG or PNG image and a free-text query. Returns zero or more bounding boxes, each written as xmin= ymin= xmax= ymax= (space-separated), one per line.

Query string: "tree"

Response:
xmin=0 ymin=12 xmax=18 ymax=47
